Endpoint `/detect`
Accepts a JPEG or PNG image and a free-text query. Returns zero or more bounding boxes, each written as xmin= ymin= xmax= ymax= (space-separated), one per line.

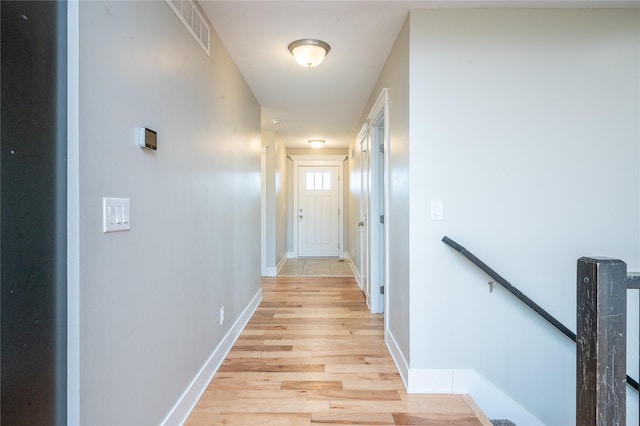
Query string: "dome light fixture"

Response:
xmin=308 ymin=139 xmax=325 ymax=149
xmin=288 ymin=39 xmax=331 ymax=68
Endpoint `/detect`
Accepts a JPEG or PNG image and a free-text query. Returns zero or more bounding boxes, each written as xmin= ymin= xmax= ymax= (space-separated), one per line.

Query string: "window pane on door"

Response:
xmin=322 ymin=172 xmax=331 ymax=190
xmin=306 ymin=172 xmax=332 ymax=191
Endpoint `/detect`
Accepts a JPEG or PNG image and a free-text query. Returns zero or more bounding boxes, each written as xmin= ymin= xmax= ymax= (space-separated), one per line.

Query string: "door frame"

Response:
xmin=361 ymin=88 xmax=389 ymax=315
xmin=290 ymin=155 xmax=346 ymax=259
xmin=357 ymin=126 xmax=369 ymax=297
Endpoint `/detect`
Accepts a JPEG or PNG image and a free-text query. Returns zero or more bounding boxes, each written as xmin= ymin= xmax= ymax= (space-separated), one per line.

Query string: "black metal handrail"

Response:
xmin=441 ymin=235 xmax=639 ymax=392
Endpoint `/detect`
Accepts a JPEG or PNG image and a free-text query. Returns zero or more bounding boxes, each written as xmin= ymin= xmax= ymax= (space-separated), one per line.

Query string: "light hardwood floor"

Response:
xmin=185 ymin=276 xmax=492 ymax=425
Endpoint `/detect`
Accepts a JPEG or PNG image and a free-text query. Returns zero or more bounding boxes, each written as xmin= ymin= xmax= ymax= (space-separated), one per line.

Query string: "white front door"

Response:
xmin=298 ymin=166 xmax=339 ymax=257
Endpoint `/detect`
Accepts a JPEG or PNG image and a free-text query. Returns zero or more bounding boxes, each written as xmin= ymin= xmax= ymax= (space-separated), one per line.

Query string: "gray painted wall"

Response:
xmin=263 ymin=130 xmax=277 ymax=270
xmin=407 ymin=9 xmax=640 ymax=424
xmin=275 ymin=137 xmax=289 ymax=264
xmin=75 ymin=2 xmax=261 ymax=424
xmin=347 ymin=136 xmax=363 ymax=275
xmin=262 ymin=130 xmax=288 ymax=270
xmin=350 ymin=15 xmax=411 ymax=364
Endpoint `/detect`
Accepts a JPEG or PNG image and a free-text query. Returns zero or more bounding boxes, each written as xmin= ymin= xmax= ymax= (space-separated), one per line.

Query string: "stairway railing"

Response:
xmin=442 ymin=236 xmax=576 ymax=341
xmin=442 ymin=237 xmax=639 ymax=425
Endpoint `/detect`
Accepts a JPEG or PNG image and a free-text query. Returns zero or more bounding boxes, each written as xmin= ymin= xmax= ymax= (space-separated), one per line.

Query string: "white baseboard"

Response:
xmin=276 ymin=254 xmax=288 ymax=275
xmin=263 ymin=255 xmax=288 ymax=277
xmin=385 ymin=331 xmax=541 ymax=425
xmin=351 ymin=266 xmax=361 ymax=288
xmin=407 ymin=368 xmax=543 ymax=425
xmin=344 ymin=253 xmax=361 ymax=288
xmin=160 ymin=288 xmax=263 ymax=425
xmin=287 ymin=251 xmax=295 ymax=259
xmin=385 ymin=329 xmax=409 ymax=390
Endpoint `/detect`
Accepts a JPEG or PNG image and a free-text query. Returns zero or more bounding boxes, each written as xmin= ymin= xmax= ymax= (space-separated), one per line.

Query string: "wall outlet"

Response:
xmin=220 ymin=306 xmax=224 ymax=325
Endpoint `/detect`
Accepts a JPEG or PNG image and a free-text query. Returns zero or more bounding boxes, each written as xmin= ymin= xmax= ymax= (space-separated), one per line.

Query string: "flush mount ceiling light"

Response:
xmin=308 ymin=139 xmax=325 ymax=149
xmin=288 ymin=39 xmax=331 ymax=68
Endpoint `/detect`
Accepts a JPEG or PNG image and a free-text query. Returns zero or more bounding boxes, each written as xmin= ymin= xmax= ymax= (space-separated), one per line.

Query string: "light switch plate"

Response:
xmin=431 ymin=200 xmax=444 ymax=221
xmin=103 ymin=198 xmax=130 ymax=232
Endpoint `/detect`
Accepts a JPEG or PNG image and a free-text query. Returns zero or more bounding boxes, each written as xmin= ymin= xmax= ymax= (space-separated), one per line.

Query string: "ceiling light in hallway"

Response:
xmin=308 ymin=139 xmax=325 ymax=149
xmin=288 ymin=39 xmax=330 ymax=68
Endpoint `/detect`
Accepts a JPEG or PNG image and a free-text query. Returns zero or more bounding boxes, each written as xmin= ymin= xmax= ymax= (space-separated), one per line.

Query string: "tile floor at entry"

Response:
xmin=279 ymin=258 xmax=353 ymax=276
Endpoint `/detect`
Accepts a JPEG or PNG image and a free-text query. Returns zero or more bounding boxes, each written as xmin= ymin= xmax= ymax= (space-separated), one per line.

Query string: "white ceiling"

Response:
xmin=200 ymin=0 xmax=639 ymax=149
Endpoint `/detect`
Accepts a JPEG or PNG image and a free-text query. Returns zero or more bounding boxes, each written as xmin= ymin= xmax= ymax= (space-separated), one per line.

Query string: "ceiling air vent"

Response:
xmin=166 ymin=0 xmax=210 ymax=56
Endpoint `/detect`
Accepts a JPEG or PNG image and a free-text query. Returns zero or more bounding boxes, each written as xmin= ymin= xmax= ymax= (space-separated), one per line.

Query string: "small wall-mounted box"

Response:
xmin=139 ymin=127 xmax=157 ymax=150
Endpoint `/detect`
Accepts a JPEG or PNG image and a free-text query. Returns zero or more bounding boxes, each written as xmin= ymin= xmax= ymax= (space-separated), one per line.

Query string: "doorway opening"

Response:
xmin=290 ymin=155 xmax=346 ymax=260
xmin=297 ymin=166 xmax=339 ymax=257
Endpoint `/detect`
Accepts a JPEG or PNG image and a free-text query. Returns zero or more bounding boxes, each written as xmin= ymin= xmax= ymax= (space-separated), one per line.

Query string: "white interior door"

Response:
xmin=373 ymin=124 xmax=385 ymax=314
xmin=298 ymin=166 xmax=339 ymax=257
xmin=360 ymin=139 xmax=370 ymax=305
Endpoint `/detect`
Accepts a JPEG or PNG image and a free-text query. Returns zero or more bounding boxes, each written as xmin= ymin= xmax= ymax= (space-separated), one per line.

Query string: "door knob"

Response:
xmin=358 ymin=221 xmax=364 ymax=227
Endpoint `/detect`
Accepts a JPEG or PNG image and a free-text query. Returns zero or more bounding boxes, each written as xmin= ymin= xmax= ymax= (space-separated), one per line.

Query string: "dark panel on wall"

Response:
xmin=1 ymin=2 xmax=67 ymax=425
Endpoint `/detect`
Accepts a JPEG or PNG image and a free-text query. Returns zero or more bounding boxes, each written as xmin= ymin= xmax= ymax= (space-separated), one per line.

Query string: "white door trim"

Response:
xmin=290 ymin=155 xmax=346 ymax=259
xmin=364 ymin=88 xmax=389 ymax=315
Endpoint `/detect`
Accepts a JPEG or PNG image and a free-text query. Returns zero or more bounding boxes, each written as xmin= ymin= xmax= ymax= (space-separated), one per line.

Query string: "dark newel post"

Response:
xmin=577 ymin=257 xmax=627 ymax=426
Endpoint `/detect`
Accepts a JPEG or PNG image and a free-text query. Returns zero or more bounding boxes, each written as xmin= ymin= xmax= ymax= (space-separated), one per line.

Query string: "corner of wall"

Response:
xmin=407 ymin=368 xmax=543 ymax=425
xmin=272 ymin=254 xmax=288 ymax=276
xmin=344 ymin=253 xmax=361 ymax=289
xmin=385 ymin=329 xmax=409 ymax=390
xmin=67 ymin=1 xmax=81 ymax=423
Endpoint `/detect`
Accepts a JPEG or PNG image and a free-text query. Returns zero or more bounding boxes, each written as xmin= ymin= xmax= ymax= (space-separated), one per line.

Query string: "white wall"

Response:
xmin=408 ymin=9 xmax=640 ymax=424
xmin=76 ymin=2 xmax=261 ymax=424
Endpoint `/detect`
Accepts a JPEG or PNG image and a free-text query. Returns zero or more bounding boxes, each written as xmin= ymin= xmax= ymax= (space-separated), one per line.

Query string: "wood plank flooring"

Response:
xmin=185 ymin=276 xmax=492 ymax=425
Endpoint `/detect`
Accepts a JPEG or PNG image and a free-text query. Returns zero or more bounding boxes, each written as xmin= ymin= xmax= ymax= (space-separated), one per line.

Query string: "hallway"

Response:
xmin=185 ymin=276 xmax=490 ymax=425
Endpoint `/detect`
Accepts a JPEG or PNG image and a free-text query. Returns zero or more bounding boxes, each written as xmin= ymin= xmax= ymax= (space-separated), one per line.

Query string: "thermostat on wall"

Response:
xmin=139 ymin=127 xmax=157 ymax=150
